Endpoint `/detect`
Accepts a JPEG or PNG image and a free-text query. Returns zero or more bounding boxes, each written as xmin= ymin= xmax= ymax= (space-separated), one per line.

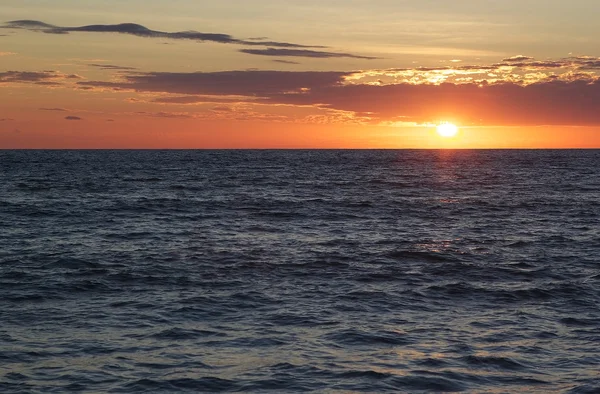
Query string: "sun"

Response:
xmin=436 ymin=122 xmax=459 ymax=138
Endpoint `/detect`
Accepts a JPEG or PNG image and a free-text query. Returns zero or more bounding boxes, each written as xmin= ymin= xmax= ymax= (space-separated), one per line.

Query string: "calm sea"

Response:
xmin=1 ymin=150 xmax=599 ymax=393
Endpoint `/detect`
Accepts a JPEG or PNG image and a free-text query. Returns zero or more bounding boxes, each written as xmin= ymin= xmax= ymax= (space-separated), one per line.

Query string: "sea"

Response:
xmin=1 ymin=149 xmax=599 ymax=393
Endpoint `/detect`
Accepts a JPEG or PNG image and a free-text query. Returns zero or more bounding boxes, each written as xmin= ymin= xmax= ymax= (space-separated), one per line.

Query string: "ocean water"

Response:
xmin=1 ymin=149 xmax=599 ymax=393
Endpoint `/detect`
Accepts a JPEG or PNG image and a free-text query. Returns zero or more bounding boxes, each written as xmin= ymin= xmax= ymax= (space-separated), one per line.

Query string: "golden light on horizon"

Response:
xmin=436 ymin=122 xmax=459 ymax=138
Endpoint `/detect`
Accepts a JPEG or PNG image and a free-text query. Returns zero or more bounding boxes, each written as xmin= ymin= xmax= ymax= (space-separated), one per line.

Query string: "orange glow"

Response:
xmin=2 ymin=115 xmax=600 ymax=149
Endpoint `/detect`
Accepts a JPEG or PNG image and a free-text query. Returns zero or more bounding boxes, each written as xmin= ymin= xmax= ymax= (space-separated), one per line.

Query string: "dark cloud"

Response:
xmin=65 ymin=116 xmax=82 ymax=120
xmin=502 ymin=55 xmax=535 ymax=62
xmin=4 ymin=20 xmax=57 ymax=29
xmin=569 ymin=58 xmax=600 ymax=70
xmin=0 ymin=71 xmax=79 ymax=87
xmin=273 ymin=59 xmax=301 ymax=65
xmin=78 ymin=69 xmax=600 ymax=126
xmin=88 ymin=63 xmax=138 ymax=71
xmin=240 ymin=48 xmax=379 ymax=59
xmin=40 ymin=107 xmax=67 ymax=111
xmin=0 ymin=118 xmax=15 ymax=121
xmin=78 ymin=70 xmax=350 ymax=96
xmin=0 ymin=71 xmax=61 ymax=83
xmin=3 ymin=20 xmax=379 ymax=60
xmin=269 ymin=80 xmax=600 ymax=126
xmin=3 ymin=20 xmax=322 ymax=49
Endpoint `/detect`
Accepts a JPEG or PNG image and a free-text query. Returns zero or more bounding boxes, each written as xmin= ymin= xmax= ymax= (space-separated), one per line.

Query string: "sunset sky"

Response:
xmin=2 ymin=0 xmax=600 ymax=148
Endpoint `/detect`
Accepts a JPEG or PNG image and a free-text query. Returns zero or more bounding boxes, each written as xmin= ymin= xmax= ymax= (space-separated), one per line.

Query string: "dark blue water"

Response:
xmin=1 ymin=150 xmax=599 ymax=393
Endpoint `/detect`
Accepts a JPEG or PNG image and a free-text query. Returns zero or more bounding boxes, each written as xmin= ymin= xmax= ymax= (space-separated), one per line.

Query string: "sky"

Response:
xmin=1 ymin=0 xmax=600 ymax=148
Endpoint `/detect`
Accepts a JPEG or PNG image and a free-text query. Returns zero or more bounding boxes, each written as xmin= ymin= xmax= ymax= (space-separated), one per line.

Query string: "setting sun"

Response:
xmin=436 ymin=123 xmax=459 ymax=138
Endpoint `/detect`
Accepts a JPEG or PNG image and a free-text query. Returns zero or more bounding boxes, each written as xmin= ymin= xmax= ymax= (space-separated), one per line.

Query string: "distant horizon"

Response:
xmin=3 ymin=147 xmax=600 ymax=151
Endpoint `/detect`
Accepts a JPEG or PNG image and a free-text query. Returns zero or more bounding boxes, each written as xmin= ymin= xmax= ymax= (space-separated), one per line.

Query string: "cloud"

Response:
xmin=0 ymin=71 xmax=81 ymax=85
xmin=0 ymin=52 xmax=15 ymax=56
xmin=10 ymin=52 xmax=600 ymax=127
xmin=3 ymin=20 xmax=377 ymax=60
xmin=346 ymin=56 xmax=600 ymax=86
xmin=0 ymin=118 xmax=14 ymax=121
xmin=268 ymin=79 xmax=600 ymax=126
xmin=34 ymin=81 xmax=64 ymax=86
xmin=0 ymin=71 xmax=60 ymax=83
xmin=3 ymin=20 xmax=321 ymax=49
xmin=65 ymin=116 xmax=82 ymax=120
xmin=40 ymin=107 xmax=67 ymax=111
xmin=239 ymin=48 xmax=379 ymax=60
xmin=77 ymin=68 xmax=600 ymax=126
xmin=134 ymin=111 xmax=192 ymax=118
xmin=273 ymin=59 xmax=301 ymax=65
xmin=78 ymin=70 xmax=350 ymax=96
xmin=88 ymin=63 xmax=138 ymax=71
xmin=152 ymin=96 xmax=207 ymax=104
xmin=502 ymin=55 xmax=535 ymax=62
xmin=4 ymin=20 xmax=56 ymax=29
xmin=151 ymin=96 xmax=226 ymax=104
xmin=211 ymin=106 xmax=233 ymax=112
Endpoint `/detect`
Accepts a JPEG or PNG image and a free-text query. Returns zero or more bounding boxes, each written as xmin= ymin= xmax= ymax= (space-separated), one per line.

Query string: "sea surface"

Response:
xmin=1 ymin=150 xmax=599 ymax=393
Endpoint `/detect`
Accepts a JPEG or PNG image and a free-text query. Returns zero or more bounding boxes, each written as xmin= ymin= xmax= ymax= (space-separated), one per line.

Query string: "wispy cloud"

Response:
xmin=40 ymin=107 xmax=67 ymax=111
xmin=151 ymin=95 xmax=248 ymax=104
xmin=87 ymin=63 xmax=138 ymax=71
xmin=239 ymin=48 xmax=379 ymax=60
xmin=3 ymin=20 xmax=319 ymax=49
xmin=3 ymin=20 xmax=376 ymax=60
xmin=211 ymin=106 xmax=233 ymax=112
xmin=273 ymin=60 xmax=301 ymax=65
xmin=65 ymin=116 xmax=82 ymax=120
xmin=134 ymin=111 xmax=193 ymax=119
xmin=502 ymin=55 xmax=535 ymax=62
xmin=0 ymin=71 xmax=82 ymax=87
xmin=0 ymin=71 xmax=61 ymax=83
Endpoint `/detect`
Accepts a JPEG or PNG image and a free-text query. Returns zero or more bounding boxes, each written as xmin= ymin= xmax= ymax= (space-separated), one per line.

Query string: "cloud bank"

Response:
xmin=7 ymin=53 xmax=600 ymax=127
xmin=73 ymin=66 xmax=600 ymax=126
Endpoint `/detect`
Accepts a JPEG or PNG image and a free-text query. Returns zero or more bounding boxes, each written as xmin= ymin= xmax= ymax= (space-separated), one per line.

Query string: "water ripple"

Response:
xmin=1 ymin=150 xmax=599 ymax=392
